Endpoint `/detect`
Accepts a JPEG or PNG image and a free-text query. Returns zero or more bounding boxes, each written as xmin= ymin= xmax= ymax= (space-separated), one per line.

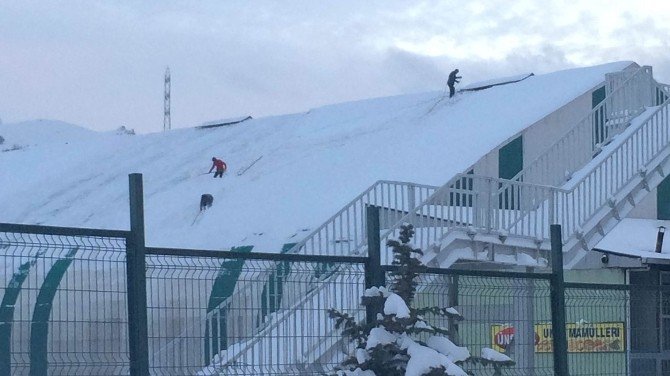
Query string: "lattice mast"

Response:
xmin=164 ymin=67 xmax=171 ymax=131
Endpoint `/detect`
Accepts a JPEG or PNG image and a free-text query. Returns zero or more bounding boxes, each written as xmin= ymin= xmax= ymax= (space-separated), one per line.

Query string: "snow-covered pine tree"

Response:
xmin=329 ymin=224 xmax=515 ymax=376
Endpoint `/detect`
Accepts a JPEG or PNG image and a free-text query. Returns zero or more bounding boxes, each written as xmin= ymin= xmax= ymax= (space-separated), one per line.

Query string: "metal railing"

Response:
xmin=556 ymin=96 xmax=670 ymax=240
xmin=511 ymin=65 xmax=655 ymax=187
xmin=286 ymin=180 xmax=438 ymax=256
xmin=377 ymin=173 xmax=559 ymax=256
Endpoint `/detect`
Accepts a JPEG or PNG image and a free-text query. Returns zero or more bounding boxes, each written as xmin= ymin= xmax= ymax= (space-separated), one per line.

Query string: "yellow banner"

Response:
xmin=491 ymin=322 xmax=625 ymax=353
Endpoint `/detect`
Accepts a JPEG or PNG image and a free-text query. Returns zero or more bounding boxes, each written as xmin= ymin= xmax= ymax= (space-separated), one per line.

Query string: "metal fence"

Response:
xmin=0 ymin=225 xmax=130 ymax=376
xmin=1 ymin=174 xmax=666 ymax=375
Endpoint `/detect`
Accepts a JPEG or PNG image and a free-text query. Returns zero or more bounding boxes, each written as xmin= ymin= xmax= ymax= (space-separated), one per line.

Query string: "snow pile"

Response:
xmin=404 ymin=338 xmax=467 ymax=376
xmin=445 ymin=307 xmax=460 ymax=316
xmin=365 ymin=327 xmax=397 ymax=349
xmin=481 ymin=347 xmax=513 ymax=363
xmin=0 ymin=62 xmax=633 ymax=252
xmin=426 ymin=336 xmax=470 ymax=363
xmin=383 ymin=293 xmax=410 ymax=318
xmin=364 ymin=286 xmax=391 ymax=297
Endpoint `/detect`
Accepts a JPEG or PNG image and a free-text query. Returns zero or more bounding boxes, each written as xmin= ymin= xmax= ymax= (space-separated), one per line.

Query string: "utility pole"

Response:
xmin=164 ymin=67 xmax=171 ymax=131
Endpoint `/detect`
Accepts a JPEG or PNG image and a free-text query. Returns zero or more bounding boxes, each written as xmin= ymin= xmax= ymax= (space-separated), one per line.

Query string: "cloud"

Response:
xmin=1 ymin=1 xmax=669 ymax=133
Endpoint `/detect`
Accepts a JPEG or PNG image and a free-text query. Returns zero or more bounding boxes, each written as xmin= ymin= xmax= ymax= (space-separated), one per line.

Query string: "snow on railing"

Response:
xmin=556 ymin=96 xmax=670 ymax=241
xmin=512 ymin=65 xmax=655 ymax=187
xmin=286 ymin=180 xmax=438 ymax=256
xmin=378 ymin=173 xmax=560 ymax=263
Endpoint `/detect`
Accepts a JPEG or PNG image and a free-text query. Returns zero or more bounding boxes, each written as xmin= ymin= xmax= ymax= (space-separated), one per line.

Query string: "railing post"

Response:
xmin=548 ymin=191 xmax=555 ymax=228
xmin=127 ymin=173 xmax=149 ymax=376
xmin=365 ymin=205 xmax=385 ymax=324
xmin=550 ymin=224 xmax=569 ymax=376
xmin=485 ymin=178 xmax=495 ymax=231
xmin=407 ymin=185 xmax=416 ymax=226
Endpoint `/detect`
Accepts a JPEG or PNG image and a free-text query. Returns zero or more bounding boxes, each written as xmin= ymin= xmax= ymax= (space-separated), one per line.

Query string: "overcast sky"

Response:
xmin=2 ymin=1 xmax=670 ymax=133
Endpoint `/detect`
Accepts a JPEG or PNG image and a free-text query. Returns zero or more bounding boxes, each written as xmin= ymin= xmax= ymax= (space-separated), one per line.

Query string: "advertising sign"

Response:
xmin=491 ymin=322 xmax=625 ymax=353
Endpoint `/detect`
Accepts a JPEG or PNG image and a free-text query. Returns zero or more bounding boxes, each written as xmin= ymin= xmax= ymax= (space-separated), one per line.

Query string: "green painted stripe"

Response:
xmin=204 ymin=246 xmax=253 ymax=364
xmin=259 ymin=243 xmax=296 ymax=326
xmin=0 ymin=250 xmax=46 ymax=376
xmin=29 ymin=247 xmax=78 ymax=376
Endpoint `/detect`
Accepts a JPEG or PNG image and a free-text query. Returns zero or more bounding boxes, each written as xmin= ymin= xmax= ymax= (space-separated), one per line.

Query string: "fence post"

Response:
xmin=365 ymin=205 xmax=385 ymax=324
xmin=127 ymin=173 xmax=149 ymax=376
xmin=550 ymin=224 xmax=569 ymax=375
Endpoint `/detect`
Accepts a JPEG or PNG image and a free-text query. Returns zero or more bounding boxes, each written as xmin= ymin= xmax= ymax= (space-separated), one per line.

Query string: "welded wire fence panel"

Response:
xmin=0 ymin=230 xmax=129 ymax=376
xmin=564 ymin=286 xmax=630 ymax=376
xmin=565 ymin=282 xmax=670 ymax=376
xmin=145 ymin=254 xmax=365 ymax=375
xmin=410 ymin=272 xmax=554 ymax=375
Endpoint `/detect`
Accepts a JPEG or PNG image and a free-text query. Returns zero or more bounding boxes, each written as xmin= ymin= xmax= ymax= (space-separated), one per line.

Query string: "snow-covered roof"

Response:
xmin=595 ymin=218 xmax=670 ymax=262
xmin=461 ymin=73 xmax=534 ymax=91
xmin=0 ymin=61 xmax=634 ymax=252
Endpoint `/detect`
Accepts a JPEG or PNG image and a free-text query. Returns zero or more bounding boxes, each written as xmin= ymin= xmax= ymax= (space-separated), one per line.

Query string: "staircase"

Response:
xmin=201 ymin=181 xmax=438 ymax=372
xmin=205 ymin=66 xmax=670 ymax=374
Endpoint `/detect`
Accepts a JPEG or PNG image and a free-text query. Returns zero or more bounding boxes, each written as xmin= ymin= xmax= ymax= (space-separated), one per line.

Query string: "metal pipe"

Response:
xmin=656 ymin=225 xmax=666 ymax=253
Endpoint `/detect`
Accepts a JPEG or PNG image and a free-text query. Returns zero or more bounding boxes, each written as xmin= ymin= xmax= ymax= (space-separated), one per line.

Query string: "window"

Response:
xmin=592 ymin=86 xmax=607 ymax=148
xmin=498 ymin=136 xmax=523 ymax=209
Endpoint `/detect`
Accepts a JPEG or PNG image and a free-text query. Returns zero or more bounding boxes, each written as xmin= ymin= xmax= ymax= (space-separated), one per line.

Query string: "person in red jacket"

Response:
xmin=209 ymin=157 xmax=227 ymax=178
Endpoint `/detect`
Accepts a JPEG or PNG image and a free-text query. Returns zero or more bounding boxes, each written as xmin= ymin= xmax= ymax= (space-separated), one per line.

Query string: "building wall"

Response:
xmin=627 ymin=187 xmax=658 ymax=219
xmin=564 ymin=268 xmax=626 ymax=284
xmin=470 ymin=85 xmax=597 ymax=185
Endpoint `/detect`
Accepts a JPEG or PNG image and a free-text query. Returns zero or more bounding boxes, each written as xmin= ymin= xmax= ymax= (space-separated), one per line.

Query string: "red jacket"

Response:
xmin=210 ymin=159 xmax=227 ymax=172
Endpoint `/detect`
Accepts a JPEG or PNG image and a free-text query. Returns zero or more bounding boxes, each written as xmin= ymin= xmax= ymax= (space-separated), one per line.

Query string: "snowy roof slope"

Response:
xmin=0 ymin=61 xmax=633 ymax=252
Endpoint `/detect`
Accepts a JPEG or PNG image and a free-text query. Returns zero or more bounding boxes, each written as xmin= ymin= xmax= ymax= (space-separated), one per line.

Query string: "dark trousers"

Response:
xmin=449 ymin=84 xmax=455 ymax=98
xmin=214 ymin=170 xmax=224 ymax=178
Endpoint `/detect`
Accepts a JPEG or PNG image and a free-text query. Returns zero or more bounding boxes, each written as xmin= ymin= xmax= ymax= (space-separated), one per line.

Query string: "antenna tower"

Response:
xmin=164 ymin=67 xmax=171 ymax=131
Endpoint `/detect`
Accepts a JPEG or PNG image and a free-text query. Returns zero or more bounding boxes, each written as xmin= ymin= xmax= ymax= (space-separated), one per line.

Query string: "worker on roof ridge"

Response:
xmin=448 ymin=69 xmax=462 ymax=98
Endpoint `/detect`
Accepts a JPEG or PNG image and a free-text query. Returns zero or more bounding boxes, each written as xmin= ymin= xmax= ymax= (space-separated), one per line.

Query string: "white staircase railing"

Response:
xmin=378 ymin=174 xmax=559 ymax=257
xmin=286 ymin=180 xmax=438 ymax=255
xmin=511 ymin=66 xmax=654 ymax=187
xmin=555 ymin=97 xmax=670 ymax=243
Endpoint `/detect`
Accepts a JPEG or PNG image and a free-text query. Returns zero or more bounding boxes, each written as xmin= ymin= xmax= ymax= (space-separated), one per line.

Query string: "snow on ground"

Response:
xmin=595 ymin=218 xmax=670 ymax=259
xmin=0 ymin=62 xmax=633 ymax=252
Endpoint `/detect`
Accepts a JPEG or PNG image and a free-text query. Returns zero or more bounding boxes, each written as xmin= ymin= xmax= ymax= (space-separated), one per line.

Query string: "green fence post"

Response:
xmin=365 ymin=206 xmax=385 ymax=324
xmin=550 ymin=224 xmax=569 ymax=375
xmin=127 ymin=173 xmax=149 ymax=376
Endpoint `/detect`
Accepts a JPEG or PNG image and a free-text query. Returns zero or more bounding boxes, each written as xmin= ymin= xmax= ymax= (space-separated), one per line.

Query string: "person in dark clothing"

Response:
xmin=209 ymin=157 xmax=227 ymax=178
xmin=447 ymin=69 xmax=462 ymax=98
xmin=200 ymin=194 xmax=214 ymax=211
